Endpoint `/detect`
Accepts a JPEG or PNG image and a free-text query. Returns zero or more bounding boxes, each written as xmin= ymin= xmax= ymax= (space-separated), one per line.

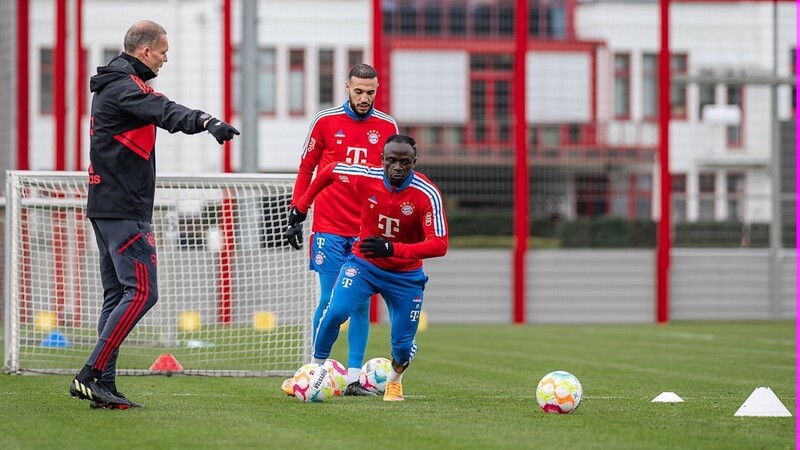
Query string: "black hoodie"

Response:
xmin=87 ymin=52 xmax=208 ymax=221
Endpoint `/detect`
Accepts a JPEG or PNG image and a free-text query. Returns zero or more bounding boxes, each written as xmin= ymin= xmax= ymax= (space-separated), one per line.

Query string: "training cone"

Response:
xmin=34 ymin=311 xmax=57 ymax=332
xmin=40 ymin=331 xmax=69 ymax=348
xmin=253 ymin=311 xmax=276 ymax=331
xmin=734 ymin=387 xmax=791 ymax=417
xmin=150 ymin=353 xmax=184 ymax=375
xmin=651 ymin=392 xmax=684 ymax=403
xmin=178 ymin=311 xmax=201 ymax=332
xmin=418 ymin=311 xmax=428 ymax=331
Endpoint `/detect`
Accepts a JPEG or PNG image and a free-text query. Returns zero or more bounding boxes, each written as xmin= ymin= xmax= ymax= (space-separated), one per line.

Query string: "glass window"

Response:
xmin=258 ymin=48 xmax=276 ymax=113
xmin=40 ymin=48 xmax=53 ymax=114
xmin=318 ymin=49 xmax=334 ymax=110
xmin=614 ymin=54 xmax=630 ymax=118
xmin=642 ymin=54 xmax=657 ymax=120
xmin=348 ymin=49 xmax=363 ymax=67
xmin=698 ymin=173 xmax=716 ymax=221
xmin=670 ymin=54 xmax=688 ymax=118
xmin=698 ymin=83 xmax=715 ymax=119
xmin=726 ymin=172 xmax=744 ymax=221
xmin=102 ymin=48 xmax=120 ymax=64
xmin=423 ymin=5 xmax=441 ymax=34
xmin=671 ymin=174 xmax=687 ymax=223
xmin=448 ymin=5 xmax=466 ymax=35
xmin=289 ymin=49 xmax=305 ymax=115
xmin=726 ymin=85 xmax=743 ymax=147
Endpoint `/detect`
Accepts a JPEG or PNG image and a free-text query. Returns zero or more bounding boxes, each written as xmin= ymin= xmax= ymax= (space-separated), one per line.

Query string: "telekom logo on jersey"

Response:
xmin=346 ymin=146 xmax=368 ymax=164
xmin=378 ymin=214 xmax=400 ymax=238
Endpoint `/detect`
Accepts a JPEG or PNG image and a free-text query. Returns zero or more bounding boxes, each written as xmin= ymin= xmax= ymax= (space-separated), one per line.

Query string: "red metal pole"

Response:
xmin=369 ymin=0 xmax=384 ymax=322
xmin=74 ymin=0 xmax=84 ymax=170
xmin=513 ymin=0 xmax=529 ymax=324
xmin=656 ymin=0 xmax=672 ymax=323
xmin=222 ymin=0 xmax=233 ymax=173
xmin=372 ymin=0 xmax=386 ymax=112
xmin=54 ymin=0 xmax=67 ymax=171
xmin=16 ymin=0 xmax=29 ymax=170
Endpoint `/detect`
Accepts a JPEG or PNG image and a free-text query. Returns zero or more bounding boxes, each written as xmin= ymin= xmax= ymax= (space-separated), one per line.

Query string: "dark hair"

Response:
xmin=348 ymin=63 xmax=378 ymax=80
xmin=385 ymin=134 xmax=417 ymax=155
xmin=124 ymin=20 xmax=167 ymax=53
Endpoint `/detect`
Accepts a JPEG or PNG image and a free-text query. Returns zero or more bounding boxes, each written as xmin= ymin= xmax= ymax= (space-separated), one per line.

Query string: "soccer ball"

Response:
xmin=535 ymin=370 xmax=583 ymax=414
xmin=292 ymin=363 xmax=335 ymax=403
xmin=359 ymin=357 xmax=392 ymax=394
xmin=324 ymin=359 xmax=348 ymax=396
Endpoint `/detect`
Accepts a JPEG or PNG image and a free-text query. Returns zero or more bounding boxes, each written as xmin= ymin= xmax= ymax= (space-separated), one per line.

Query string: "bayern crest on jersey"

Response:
xmin=401 ymin=202 xmax=415 ymax=216
xmin=367 ymin=130 xmax=380 ymax=145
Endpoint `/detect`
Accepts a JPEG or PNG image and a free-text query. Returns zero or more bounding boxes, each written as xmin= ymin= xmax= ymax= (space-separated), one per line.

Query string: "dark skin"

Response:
xmin=382 ymin=140 xmax=417 ymax=374
xmin=382 ymin=142 xmax=417 ymax=188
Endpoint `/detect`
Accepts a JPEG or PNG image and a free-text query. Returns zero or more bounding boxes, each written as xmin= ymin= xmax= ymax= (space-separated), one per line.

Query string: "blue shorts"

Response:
xmin=308 ymin=232 xmax=356 ymax=274
xmin=313 ymin=254 xmax=428 ymax=365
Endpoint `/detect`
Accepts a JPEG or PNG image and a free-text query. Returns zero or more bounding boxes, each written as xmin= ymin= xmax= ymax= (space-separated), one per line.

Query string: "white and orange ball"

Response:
xmin=323 ymin=359 xmax=348 ymax=396
xmin=359 ymin=357 xmax=392 ymax=394
xmin=292 ymin=363 xmax=334 ymax=403
xmin=535 ymin=370 xmax=583 ymax=414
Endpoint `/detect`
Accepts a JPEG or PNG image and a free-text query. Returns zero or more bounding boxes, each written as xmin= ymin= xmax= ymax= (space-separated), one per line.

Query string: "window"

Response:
xmin=576 ymin=174 xmax=609 ymax=218
xmin=698 ymin=172 xmax=716 ymax=221
xmin=288 ymin=49 xmax=305 ymax=115
xmin=614 ymin=54 xmax=630 ymax=119
xmin=233 ymin=47 xmax=276 ymax=115
xmin=102 ymin=48 xmax=120 ymax=64
xmin=726 ymin=85 xmax=743 ymax=147
xmin=318 ymin=49 xmax=334 ymax=110
xmin=399 ymin=5 xmax=417 ymax=35
xmin=257 ymin=48 xmax=277 ymax=114
xmin=642 ymin=53 xmax=688 ymax=120
xmin=40 ymin=48 xmax=53 ymax=114
xmin=348 ymin=49 xmax=363 ymax=68
xmin=448 ymin=4 xmax=467 ymax=35
xmin=726 ymin=172 xmax=745 ymax=221
xmin=698 ymin=83 xmax=716 ymax=119
xmin=671 ymin=174 xmax=687 ymax=223
xmin=467 ymin=53 xmax=515 ymax=149
xmin=642 ymin=54 xmax=657 ymax=120
xmin=422 ymin=5 xmax=442 ymax=34
xmin=670 ymin=54 xmax=688 ymax=119
xmin=630 ymin=174 xmax=652 ymax=219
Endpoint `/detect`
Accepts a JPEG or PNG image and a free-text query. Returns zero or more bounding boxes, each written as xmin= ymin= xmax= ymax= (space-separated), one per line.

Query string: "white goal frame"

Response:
xmin=3 ymin=171 xmax=317 ymax=377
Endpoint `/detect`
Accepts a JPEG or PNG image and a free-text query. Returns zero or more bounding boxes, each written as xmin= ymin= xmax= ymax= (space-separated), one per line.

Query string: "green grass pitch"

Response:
xmin=0 ymin=321 xmax=794 ymax=449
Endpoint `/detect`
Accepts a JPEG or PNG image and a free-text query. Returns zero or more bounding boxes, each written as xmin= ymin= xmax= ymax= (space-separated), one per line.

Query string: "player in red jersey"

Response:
xmin=288 ymin=134 xmax=448 ymax=401
xmin=283 ymin=64 xmax=399 ymax=396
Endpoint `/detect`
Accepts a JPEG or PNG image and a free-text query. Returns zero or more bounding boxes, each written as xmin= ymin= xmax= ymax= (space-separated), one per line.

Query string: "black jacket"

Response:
xmin=87 ymin=52 xmax=208 ymax=221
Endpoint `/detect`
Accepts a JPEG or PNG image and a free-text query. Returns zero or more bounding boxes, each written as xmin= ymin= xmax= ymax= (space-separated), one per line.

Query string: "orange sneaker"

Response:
xmin=281 ymin=378 xmax=294 ymax=396
xmin=383 ymin=381 xmax=404 ymax=402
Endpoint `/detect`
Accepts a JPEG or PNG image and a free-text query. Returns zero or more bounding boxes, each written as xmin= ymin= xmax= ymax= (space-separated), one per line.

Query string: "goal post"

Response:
xmin=3 ymin=171 xmax=317 ymax=376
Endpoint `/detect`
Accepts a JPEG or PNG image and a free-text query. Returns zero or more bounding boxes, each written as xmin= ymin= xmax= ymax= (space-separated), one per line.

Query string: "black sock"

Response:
xmin=77 ymin=365 xmax=101 ymax=383
xmin=104 ymin=381 xmax=117 ymax=393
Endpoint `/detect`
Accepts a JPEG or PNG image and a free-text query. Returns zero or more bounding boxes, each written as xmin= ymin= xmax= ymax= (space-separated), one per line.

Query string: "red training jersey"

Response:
xmin=291 ymin=101 xmax=398 ymax=236
xmin=295 ymin=163 xmax=449 ymax=272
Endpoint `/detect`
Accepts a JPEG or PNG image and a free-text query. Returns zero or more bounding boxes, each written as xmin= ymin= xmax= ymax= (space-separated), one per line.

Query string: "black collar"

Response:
xmin=120 ymin=52 xmax=157 ymax=81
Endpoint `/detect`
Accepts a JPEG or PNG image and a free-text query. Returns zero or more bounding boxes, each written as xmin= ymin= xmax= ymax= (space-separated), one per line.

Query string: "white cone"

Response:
xmin=651 ymin=392 xmax=684 ymax=403
xmin=734 ymin=387 xmax=791 ymax=417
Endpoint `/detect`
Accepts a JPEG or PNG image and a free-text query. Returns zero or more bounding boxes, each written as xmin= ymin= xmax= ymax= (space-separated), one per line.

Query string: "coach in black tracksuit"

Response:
xmin=69 ymin=20 xmax=239 ymax=409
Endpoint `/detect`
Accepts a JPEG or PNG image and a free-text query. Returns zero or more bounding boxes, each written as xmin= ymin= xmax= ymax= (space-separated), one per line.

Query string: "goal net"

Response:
xmin=3 ymin=171 xmax=317 ymax=376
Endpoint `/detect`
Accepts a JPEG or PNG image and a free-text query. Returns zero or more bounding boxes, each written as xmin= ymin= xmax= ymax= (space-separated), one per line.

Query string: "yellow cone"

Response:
xmin=35 ymin=311 xmax=56 ymax=332
xmin=418 ymin=311 xmax=428 ymax=331
xmin=254 ymin=311 xmax=276 ymax=331
xmin=178 ymin=311 xmax=201 ymax=332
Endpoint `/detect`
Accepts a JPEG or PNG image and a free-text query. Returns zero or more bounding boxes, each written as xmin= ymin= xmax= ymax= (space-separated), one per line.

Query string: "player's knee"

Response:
xmin=392 ymin=338 xmax=418 ymax=367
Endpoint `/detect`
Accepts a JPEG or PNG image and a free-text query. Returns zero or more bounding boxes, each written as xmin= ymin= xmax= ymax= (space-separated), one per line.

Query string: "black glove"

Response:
xmin=284 ymin=207 xmax=307 ymax=250
xmin=206 ymin=118 xmax=240 ymax=144
xmin=359 ymin=236 xmax=394 ymax=258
